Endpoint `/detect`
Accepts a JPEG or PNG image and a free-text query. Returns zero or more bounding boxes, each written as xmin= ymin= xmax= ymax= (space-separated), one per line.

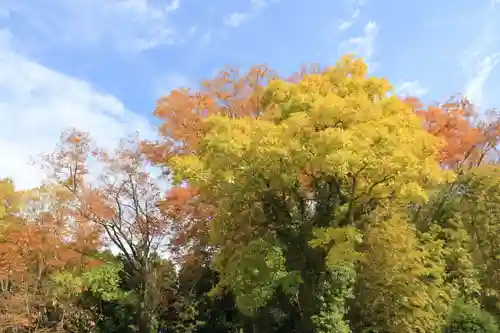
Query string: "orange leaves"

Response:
xmin=0 ymin=210 xmax=98 ymax=332
xmin=143 ymin=66 xmax=279 ymax=257
xmin=39 ymin=130 xmax=174 ymax=272
xmin=162 ymin=187 xmax=200 ymax=218
xmin=0 ymin=217 xmax=89 ymax=300
xmin=161 ymin=186 xmax=212 ymax=249
xmin=406 ymin=96 xmax=499 ymax=169
xmin=143 ymin=65 xmax=277 ymax=164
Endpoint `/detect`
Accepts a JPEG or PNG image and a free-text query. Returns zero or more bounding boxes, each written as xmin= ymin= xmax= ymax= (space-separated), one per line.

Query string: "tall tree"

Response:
xmin=40 ymin=130 xmax=173 ymax=333
xmin=167 ymin=56 xmax=449 ymax=332
xmin=405 ymin=96 xmax=499 ymax=170
xmin=142 ymin=64 xmax=278 ymax=260
xmin=0 ymin=180 xmax=100 ymax=332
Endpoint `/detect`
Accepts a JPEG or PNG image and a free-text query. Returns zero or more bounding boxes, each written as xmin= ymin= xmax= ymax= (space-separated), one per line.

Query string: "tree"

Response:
xmin=0 ymin=181 xmax=101 ymax=332
xmin=404 ymin=95 xmax=499 ymax=170
xmin=40 ymin=130 xmax=174 ymax=333
xmin=443 ymin=298 xmax=499 ymax=333
xmin=167 ymin=56 xmax=449 ymax=332
xmin=142 ymin=65 xmax=279 ymax=260
xmin=454 ymin=165 xmax=500 ymax=314
xmin=351 ymin=211 xmax=448 ymax=332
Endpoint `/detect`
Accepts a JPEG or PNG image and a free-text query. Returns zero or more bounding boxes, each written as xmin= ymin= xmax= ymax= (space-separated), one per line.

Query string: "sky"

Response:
xmin=0 ymin=0 xmax=500 ymax=189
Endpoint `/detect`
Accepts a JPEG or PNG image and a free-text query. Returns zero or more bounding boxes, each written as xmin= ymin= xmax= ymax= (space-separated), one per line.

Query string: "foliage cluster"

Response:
xmin=0 ymin=56 xmax=498 ymax=332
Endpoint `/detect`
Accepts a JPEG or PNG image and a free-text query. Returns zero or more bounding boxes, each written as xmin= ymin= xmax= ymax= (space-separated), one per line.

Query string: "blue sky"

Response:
xmin=0 ymin=0 xmax=499 ymax=188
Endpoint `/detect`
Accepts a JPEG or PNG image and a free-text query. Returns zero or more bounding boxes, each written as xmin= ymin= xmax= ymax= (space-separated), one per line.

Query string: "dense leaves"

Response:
xmin=444 ymin=299 xmax=499 ymax=333
xmin=0 ymin=56 xmax=499 ymax=333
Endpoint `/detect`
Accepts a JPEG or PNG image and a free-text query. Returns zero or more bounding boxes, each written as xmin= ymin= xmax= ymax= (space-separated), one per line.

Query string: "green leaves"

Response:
xmin=210 ymin=238 xmax=301 ymax=316
xmin=443 ymin=299 xmax=499 ymax=333
xmin=167 ymin=56 xmax=453 ymax=331
xmin=51 ymin=261 xmax=130 ymax=302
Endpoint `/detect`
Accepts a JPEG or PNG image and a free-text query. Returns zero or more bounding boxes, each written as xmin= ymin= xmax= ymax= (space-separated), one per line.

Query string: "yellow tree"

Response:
xmin=405 ymin=96 xmax=499 ymax=308
xmin=167 ymin=56 xmax=449 ymax=332
xmin=453 ymin=165 xmax=500 ymax=313
xmin=142 ymin=65 xmax=278 ymax=263
xmin=352 ymin=211 xmax=448 ymax=333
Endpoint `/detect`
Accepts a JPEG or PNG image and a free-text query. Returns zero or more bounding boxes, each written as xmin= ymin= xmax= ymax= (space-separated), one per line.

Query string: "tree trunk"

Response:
xmin=137 ymin=266 xmax=152 ymax=333
xmin=138 ymin=300 xmax=152 ymax=333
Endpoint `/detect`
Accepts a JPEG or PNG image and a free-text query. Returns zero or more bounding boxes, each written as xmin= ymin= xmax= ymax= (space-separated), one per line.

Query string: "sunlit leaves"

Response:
xmin=309 ymin=227 xmax=363 ymax=268
xmin=406 ymin=96 xmax=499 ymax=169
xmin=51 ymin=260 xmax=129 ymax=302
xmin=353 ymin=212 xmax=449 ymax=333
xmin=167 ymin=57 xmax=451 ymax=328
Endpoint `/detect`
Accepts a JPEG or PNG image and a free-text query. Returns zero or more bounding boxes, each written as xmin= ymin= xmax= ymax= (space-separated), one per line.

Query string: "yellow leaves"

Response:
xmin=354 ymin=211 xmax=449 ymax=332
xmin=262 ymin=79 xmax=294 ymax=106
xmin=165 ymin=57 xmax=456 ymax=327
xmin=309 ymin=226 xmax=364 ymax=268
xmin=169 ymin=56 xmax=449 ymax=229
xmin=0 ymin=179 xmax=19 ymax=221
xmin=309 ymin=94 xmax=346 ymax=127
xmin=170 ymin=155 xmax=207 ymax=186
xmin=398 ymin=182 xmax=429 ymax=203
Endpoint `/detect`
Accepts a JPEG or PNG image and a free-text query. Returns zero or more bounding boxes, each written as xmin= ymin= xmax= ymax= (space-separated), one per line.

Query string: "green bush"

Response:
xmin=443 ymin=299 xmax=498 ymax=333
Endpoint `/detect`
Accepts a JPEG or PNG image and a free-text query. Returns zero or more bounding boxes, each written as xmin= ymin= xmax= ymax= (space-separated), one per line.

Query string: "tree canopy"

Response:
xmin=0 ymin=55 xmax=498 ymax=333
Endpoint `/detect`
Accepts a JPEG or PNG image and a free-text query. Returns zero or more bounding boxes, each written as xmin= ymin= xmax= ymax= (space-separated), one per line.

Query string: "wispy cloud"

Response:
xmin=459 ymin=8 xmax=500 ymax=107
xmin=0 ymin=28 xmax=156 ymax=189
xmin=464 ymin=53 xmax=500 ymax=106
xmin=224 ymin=12 xmax=251 ymax=27
xmin=339 ymin=8 xmax=360 ymax=31
xmin=339 ymin=21 xmax=379 ymax=70
xmin=223 ymin=0 xmax=280 ymax=28
xmin=337 ymin=0 xmax=365 ymax=32
xmin=1 ymin=0 xmax=183 ymax=53
xmin=396 ymin=80 xmax=428 ymax=97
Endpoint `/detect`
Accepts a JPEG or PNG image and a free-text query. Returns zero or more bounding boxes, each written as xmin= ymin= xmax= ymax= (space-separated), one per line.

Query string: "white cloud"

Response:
xmin=459 ymin=13 xmax=500 ymax=108
xmin=339 ymin=21 xmax=379 ymax=69
xmin=338 ymin=8 xmax=360 ymax=31
xmin=1 ymin=0 xmax=182 ymax=53
xmin=223 ymin=0 xmax=280 ymax=28
xmin=224 ymin=12 xmax=251 ymax=27
xmin=0 ymin=28 xmax=156 ymax=189
xmin=251 ymin=0 xmax=268 ymax=9
xmin=339 ymin=20 xmax=354 ymax=31
xmin=464 ymin=53 xmax=500 ymax=106
xmin=396 ymin=80 xmax=428 ymax=97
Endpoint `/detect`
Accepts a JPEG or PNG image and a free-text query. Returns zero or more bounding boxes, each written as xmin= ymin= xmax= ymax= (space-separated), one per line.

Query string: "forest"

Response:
xmin=0 ymin=56 xmax=499 ymax=333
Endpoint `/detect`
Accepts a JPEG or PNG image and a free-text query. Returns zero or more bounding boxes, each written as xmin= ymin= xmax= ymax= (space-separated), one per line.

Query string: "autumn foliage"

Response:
xmin=0 ymin=56 xmax=499 ymax=333
xmin=405 ymin=96 xmax=499 ymax=169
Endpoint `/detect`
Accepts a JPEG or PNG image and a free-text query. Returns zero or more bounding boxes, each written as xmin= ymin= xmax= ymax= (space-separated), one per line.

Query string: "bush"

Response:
xmin=443 ymin=299 xmax=498 ymax=333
